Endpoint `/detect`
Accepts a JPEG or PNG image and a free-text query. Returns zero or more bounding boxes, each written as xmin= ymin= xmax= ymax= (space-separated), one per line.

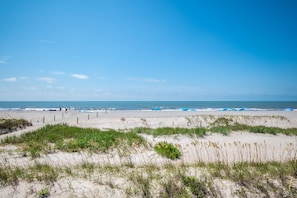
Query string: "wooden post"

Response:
xmin=62 ymin=112 xmax=64 ymax=118
xmin=88 ymin=114 xmax=90 ymax=120
xmin=54 ymin=115 xmax=55 ymax=122
xmin=96 ymin=112 xmax=98 ymax=118
xmin=77 ymin=117 xmax=79 ymax=124
xmin=43 ymin=116 xmax=45 ymax=124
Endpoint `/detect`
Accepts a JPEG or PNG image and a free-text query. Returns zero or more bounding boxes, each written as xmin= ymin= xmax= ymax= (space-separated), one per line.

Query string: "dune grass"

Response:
xmin=0 ymin=163 xmax=59 ymax=186
xmin=133 ymin=127 xmax=207 ymax=137
xmin=0 ymin=118 xmax=32 ymax=134
xmin=1 ymin=119 xmax=296 ymax=159
xmin=209 ymin=123 xmax=297 ymax=136
xmin=207 ymin=117 xmax=297 ymax=135
xmin=0 ymin=160 xmax=296 ymax=197
xmin=1 ymin=124 xmax=146 ymax=158
xmin=132 ymin=117 xmax=297 ymax=137
xmin=0 ymin=121 xmax=296 ymax=197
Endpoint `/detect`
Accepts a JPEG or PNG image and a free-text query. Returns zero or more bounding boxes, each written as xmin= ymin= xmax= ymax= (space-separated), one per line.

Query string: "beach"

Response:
xmin=1 ymin=110 xmax=297 ymax=197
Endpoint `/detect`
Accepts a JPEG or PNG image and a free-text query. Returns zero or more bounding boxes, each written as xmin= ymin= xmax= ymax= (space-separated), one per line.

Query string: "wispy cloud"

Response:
xmin=23 ymin=86 xmax=38 ymax=91
xmin=37 ymin=77 xmax=56 ymax=83
xmin=0 ymin=56 xmax=10 ymax=64
xmin=20 ymin=76 xmax=29 ymax=80
xmin=126 ymin=77 xmax=166 ymax=83
xmin=70 ymin=74 xmax=88 ymax=79
xmin=39 ymin=39 xmax=54 ymax=44
xmin=52 ymin=71 xmax=65 ymax=75
xmin=3 ymin=77 xmax=17 ymax=82
xmin=47 ymin=85 xmax=65 ymax=90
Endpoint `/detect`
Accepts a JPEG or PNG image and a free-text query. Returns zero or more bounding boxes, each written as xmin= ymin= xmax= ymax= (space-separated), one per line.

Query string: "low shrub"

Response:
xmin=154 ymin=141 xmax=181 ymax=160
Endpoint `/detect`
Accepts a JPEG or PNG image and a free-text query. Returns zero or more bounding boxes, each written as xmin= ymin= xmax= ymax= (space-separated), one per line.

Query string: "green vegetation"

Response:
xmin=133 ymin=127 xmax=207 ymax=137
xmin=133 ymin=117 xmax=297 ymax=137
xmin=0 ymin=163 xmax=59 ymax=186
xmin=182 ymin=175 xmax=209 ymax=197
xmin=0 ymin=159 xmax=296 ymax=197
xmin=0 ymin=117 xmax=296 ymax=197
xmin=209 ymin=122 xmax=297 ymax=136
xmin=38 ymin=188 xmax=50 ymax=198
xmin=154 ymin=141 xmax=181 ymax=160
xmin=206 ymin=160 xmax=297 ymax=197
xmin=1 ymin=120 xmax=296 ymax=159
xmin=1 ymin=124 xmax=146 ymax=158
xmin=206 ymin=117 xmax=297 ymax=136
xmin=0 ymin=118 xmax=32 ymax=134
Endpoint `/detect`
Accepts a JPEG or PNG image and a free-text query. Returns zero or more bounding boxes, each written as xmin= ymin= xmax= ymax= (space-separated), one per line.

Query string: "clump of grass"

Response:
xmin=154 ymin=141 xmax=181 ymax=160
xmin=204 ymin=160 xmax=297 ymax=197
xmin=161 ymin=178 xmax=190 ymax=197
xmin=182 ymin=175 xmax=210 ymax=197
xmin=0 ymin=166 xmax=23 ymax=186
xmin=160 ymin=170 xmax=214 ymax=197
xmin=38 ymin=188 xmax=50 ymax=198
xmin=0 ymin=118 xmax=32 ymax=134
xmin=211 ymin=117 xmax=233 ymax=127
xmin=209 ymin=117 xmax=297 ymax=136
xmin=1 ymin=124 xmax=147 ymax=158
xmin=0 ymin=163 xmax=59 ymax=186
xmin=29 ymin=163 xmax=59 ymax=183
xmin=135 ymin=174 xmax=152 ymax=197
xmin=209 ymin=117 xmax=234 ymax=135
xmin=134 ymin=127 xmax=207 ymax=137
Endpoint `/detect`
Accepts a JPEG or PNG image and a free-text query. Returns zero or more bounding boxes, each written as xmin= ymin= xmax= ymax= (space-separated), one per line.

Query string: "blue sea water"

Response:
xmin=0 ymin=101 xmax=296 ymax=111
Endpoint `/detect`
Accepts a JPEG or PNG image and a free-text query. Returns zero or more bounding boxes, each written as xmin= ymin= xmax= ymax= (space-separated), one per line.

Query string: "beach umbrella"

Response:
xmin=152 ymin=107 xmax=161 ymax=111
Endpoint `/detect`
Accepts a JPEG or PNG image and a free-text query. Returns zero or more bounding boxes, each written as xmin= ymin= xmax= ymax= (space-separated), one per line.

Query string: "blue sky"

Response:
xmin=0 ymin=0 xmax=296 ymax=101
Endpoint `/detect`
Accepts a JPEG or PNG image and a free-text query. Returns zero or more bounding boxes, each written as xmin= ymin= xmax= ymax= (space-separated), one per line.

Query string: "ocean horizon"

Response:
xmin=0 ymin=101 xmax=296 ymax=112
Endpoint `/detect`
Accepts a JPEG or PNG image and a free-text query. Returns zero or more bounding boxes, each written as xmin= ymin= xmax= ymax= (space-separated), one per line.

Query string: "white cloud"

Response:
xmin=3 ymin=77 xmax=17 ymax=82
xmin=70 ymin=74 xmax=88 ymax=79
xmin=126 ymin=77 xmax=166 ymax=83
xmin=37 ymin=77 xmax=56 ymax=83
xmin=39 ymin=39 xmax=54 ymax=44
xmin=0 ymin=60 xmax=6 ymax=64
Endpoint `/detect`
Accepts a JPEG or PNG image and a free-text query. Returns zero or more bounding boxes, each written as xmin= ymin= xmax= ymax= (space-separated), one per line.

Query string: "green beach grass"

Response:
xmin=1 ymin=124 xmax=146 ymax=158
xmin=0 ymin=118 xmax=32 ymax=134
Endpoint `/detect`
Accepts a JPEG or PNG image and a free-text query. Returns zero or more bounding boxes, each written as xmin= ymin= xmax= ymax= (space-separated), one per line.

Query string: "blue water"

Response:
xmin=0 ymin=101 xmax=296 ymax=111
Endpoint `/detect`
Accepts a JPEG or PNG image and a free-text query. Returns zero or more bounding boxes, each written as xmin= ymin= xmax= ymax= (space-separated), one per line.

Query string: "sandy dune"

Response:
xmin=0 ymin=110 xmax=296 ymax=197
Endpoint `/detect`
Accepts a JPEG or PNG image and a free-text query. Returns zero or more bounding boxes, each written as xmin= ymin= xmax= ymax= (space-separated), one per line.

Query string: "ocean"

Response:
xmin=0 ymin=101 xmax=296 ymax=112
